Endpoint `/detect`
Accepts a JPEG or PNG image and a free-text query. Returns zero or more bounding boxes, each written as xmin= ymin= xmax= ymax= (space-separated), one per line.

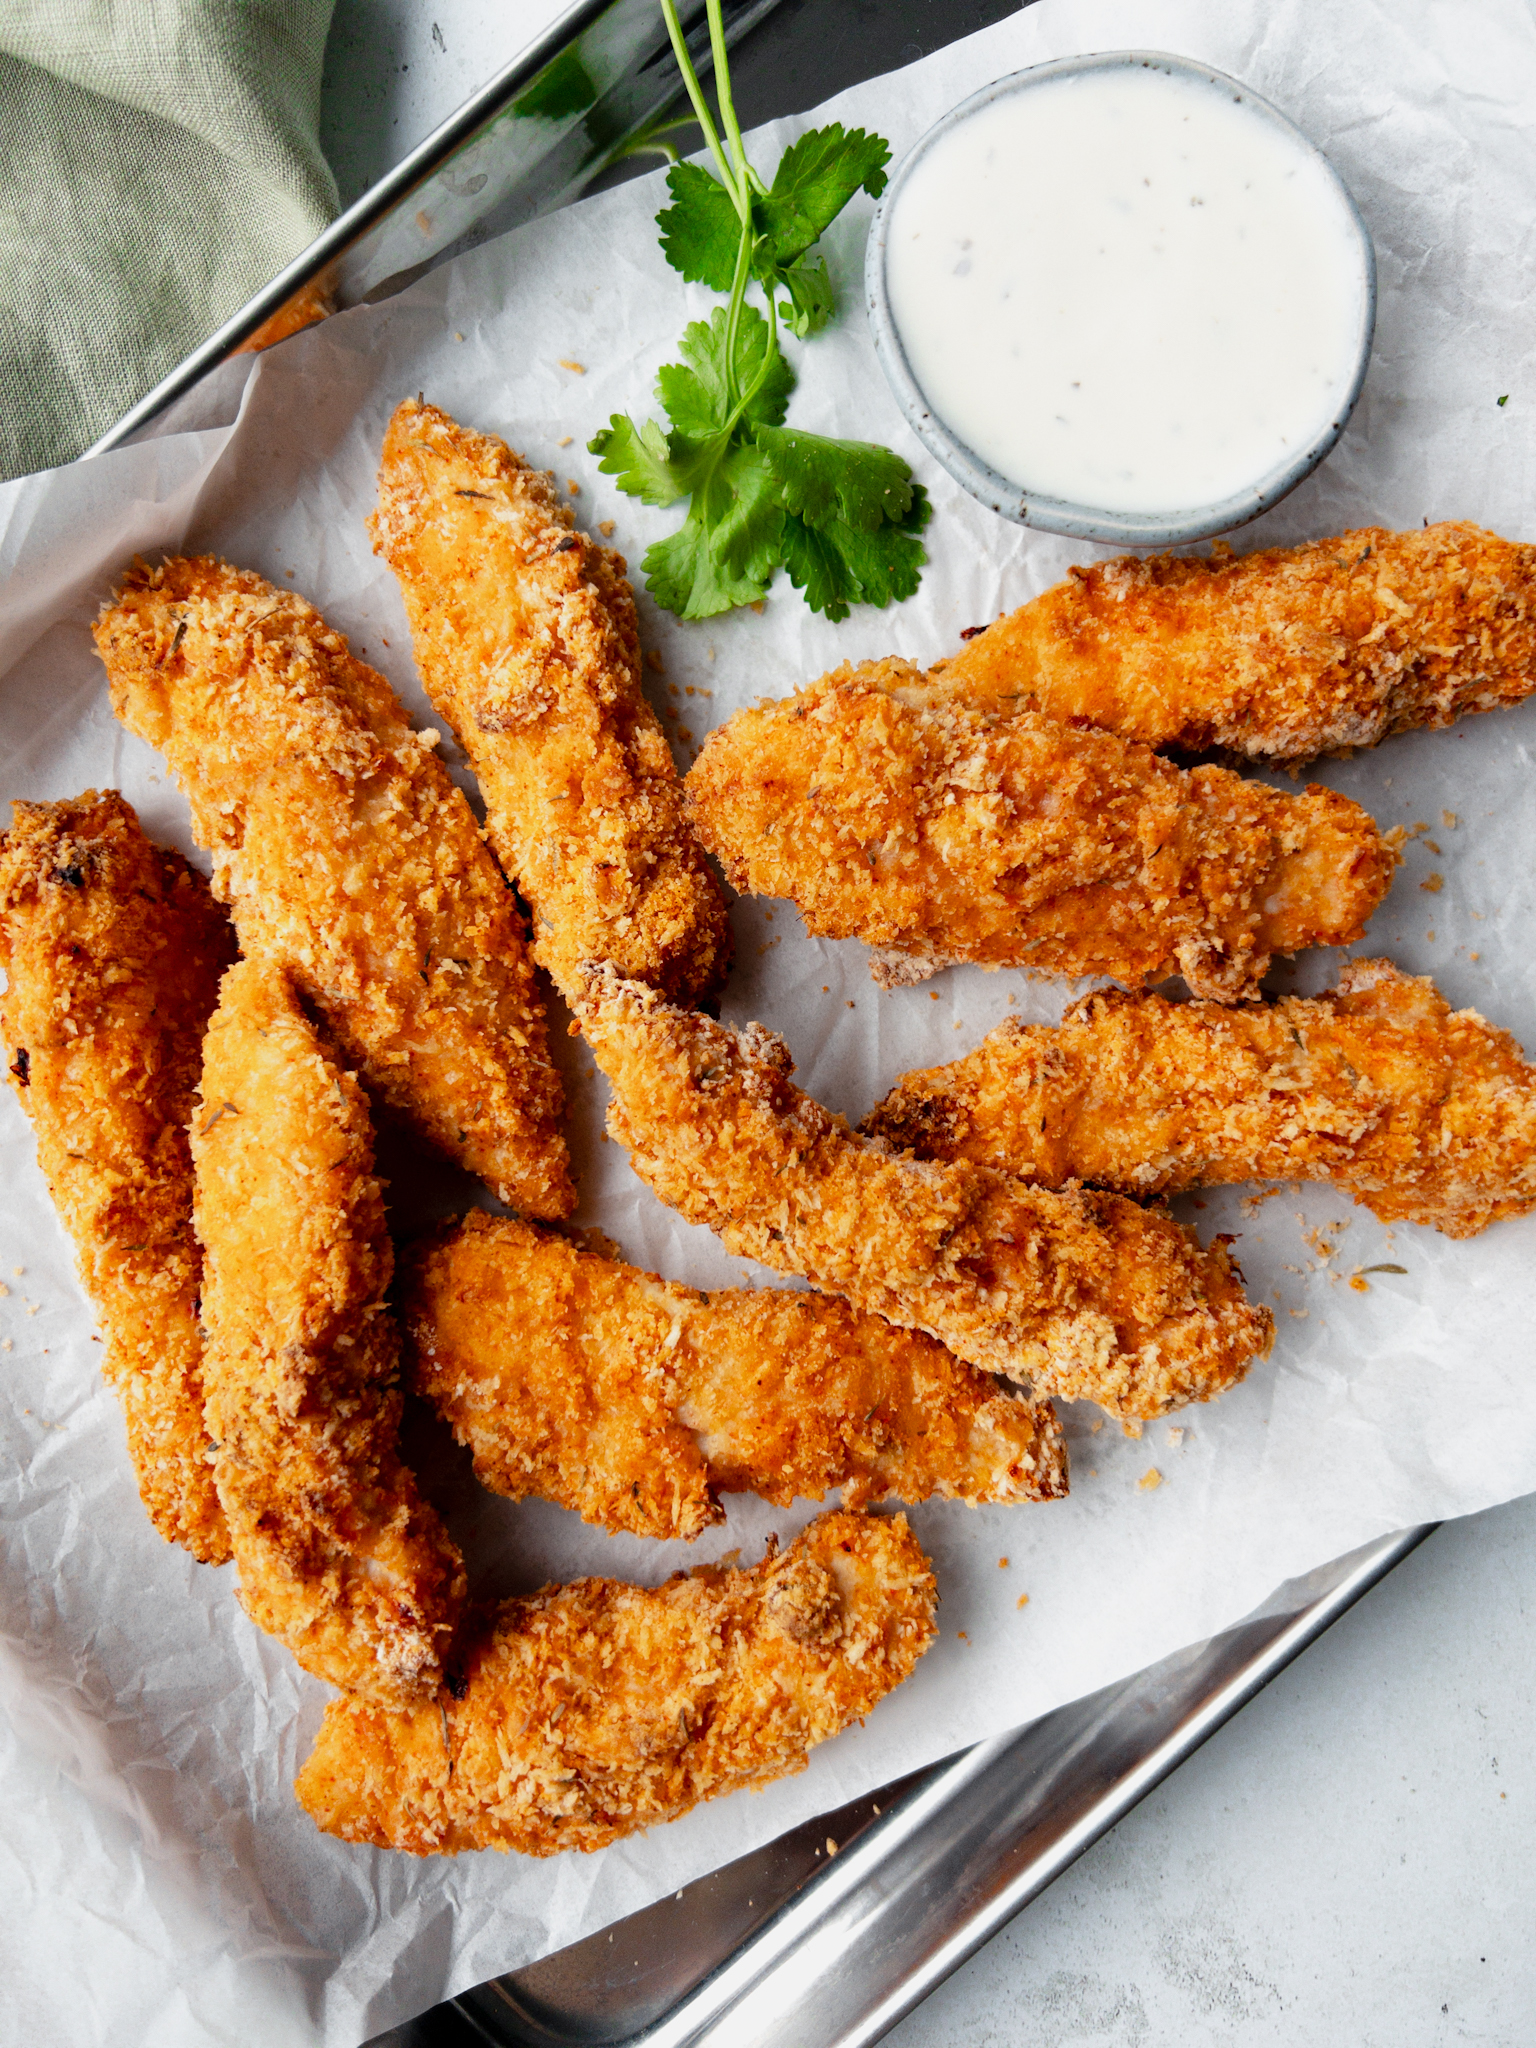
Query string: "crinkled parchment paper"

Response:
xmin=2 ymin=2 xmax=1535 ymax=2041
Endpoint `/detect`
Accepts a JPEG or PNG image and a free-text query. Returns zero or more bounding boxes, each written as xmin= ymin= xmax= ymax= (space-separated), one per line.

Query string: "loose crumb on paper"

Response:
xmin=1138 ymin=1468 xmax=1164 ymax=1492
xmin=997 ymin=1556 xmax=1009 ymax=1569
xmin=1016 ymin=1593 xmax=1030 ymax=1610
xmin=557 ymin=435 xmax=573 ymax=448
xmin=598 ymin=519 xmax=615 ymax=537
xmin=558 ymin=358 xmax=586 ymax=374
xmin=1421 ymin=873 xmax=1444 ymax=894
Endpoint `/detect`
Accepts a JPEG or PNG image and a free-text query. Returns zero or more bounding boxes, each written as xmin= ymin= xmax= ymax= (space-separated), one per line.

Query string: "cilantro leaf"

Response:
xmin=773 ymin=255 xmax=835 ymax=339
xmin=656 ymin=314 xmax=735 ymax=439
xmin=753 ymin=125 xmax=891 ymax=269
xmin=588 ymin=414 xmax=692 ymax=506
xmin=780 ymin=486 xmax=931 ymax=621
xmin=657 ymin=304 xmax=795 ymax=440
xmin=642 ymin=442 xmax=784 ymax=620
xmin=755 ymin=426 xmax=916 ymax=532
xmin=657 ymin=162 xmax=741 ymax=290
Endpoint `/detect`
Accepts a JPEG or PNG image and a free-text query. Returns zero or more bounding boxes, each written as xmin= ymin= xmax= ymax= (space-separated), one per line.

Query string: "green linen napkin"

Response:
xmin=1 ymin=1 xmax=339 ymax=482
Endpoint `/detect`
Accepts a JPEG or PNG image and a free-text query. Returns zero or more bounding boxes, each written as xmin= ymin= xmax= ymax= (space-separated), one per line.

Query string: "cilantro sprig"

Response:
xmin=588 ymin=0 xmax=930 ymax=621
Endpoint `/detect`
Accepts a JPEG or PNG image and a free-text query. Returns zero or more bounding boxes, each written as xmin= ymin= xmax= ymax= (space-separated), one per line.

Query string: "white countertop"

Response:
xmin=321 ymin=7 xmax=1536 ymax=2041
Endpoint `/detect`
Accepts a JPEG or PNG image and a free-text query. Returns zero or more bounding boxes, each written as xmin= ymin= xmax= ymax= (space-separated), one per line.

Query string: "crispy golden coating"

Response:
xmin=684 ymin=664 xmax=1394 ymax=1001
xmin=371 ymin=398 xmax=733 ymax=1005
xmin=0 ymin=792 xmax=233 ymax=1562
xmin=94 ymin=556 xmax=572 ymax=1219
xmin=192 ymin=959 xmax=465 ymax=1708
xmin=936 ymin=523 xmax=1536 ymax=763
xmin=573 ymin=968 xmax=1271 ymax=1422
xmin=295 ymin=1508 xmax=936 ymax=1856
xmin=864 ymin=960 xmax=1536 ymax=1240
xmin=405 ymin=1210 xmax=1067 ymax=1538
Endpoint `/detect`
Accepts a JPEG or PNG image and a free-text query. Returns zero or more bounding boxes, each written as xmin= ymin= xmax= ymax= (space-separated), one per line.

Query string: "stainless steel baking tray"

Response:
xmin=87 ymin=5 xmax=1436 ymax=2041
xmin=439 ymin=1523 xmax=1432 ymax=2048
xmin=90 ymin=0 xmax=787 ymax=453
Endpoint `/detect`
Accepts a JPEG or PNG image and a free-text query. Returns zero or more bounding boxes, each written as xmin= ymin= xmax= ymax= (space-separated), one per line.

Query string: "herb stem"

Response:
xmin=613 ymin=112 xmax=701 ymax=167
xmin=725 ymin=265 xmax=780 ymax=435
xmin=720 ymin=207 xmax=756 ymax=411
xmin=659 ymin=0 xmax=745 ymax=217
xmin=705 ymin=0 xmax=757 ymax=197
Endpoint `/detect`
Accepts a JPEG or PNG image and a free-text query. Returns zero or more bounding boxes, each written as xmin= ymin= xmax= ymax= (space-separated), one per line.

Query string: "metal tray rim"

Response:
xmin=453 ymin=1521 xmax=1435 ymax=2048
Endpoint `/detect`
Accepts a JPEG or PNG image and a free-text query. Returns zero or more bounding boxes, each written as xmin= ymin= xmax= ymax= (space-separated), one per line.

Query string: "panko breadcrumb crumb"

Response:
xmin=93 ymin=555 xmax=572 ymax=1218
xmin=573 ymin=966 xmax=1272 ymax=1422
xmin=405 ymin=1210 xmax=1068 ymax=1537
xmin=372 ymin=398 xmax=732 ymax=1004
xmin=934 ymin=523 xmax=1536 ymax=763
xmin=863 ymin=959 xmax=1536 ymax=1238
xmin=294 ymin=1508 xmax=936 ymax=1855
xmin=0 ymin=791 xmax=233 ymax=1561
xmin=193 ymin=959 xmax=465 ymax=1708
xmin=684 ymin=663 xmax=1394 ymax=1000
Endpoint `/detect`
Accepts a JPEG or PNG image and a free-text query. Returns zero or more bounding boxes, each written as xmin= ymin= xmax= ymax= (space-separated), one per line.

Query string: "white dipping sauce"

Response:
xmin=883 ymin=62 xmax=1370 ymax=514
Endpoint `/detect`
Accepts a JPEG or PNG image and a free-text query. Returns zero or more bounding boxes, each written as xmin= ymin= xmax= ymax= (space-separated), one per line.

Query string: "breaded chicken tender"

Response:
xmin=574 ymin=968 xmax=1271 ymax=1422
xmin=684 ymin=664 xmax=1394 ymax=1000
xmin=864 ymin=961 xmax=1536 ymax=1240
xmin=192 ymin=959 xmax=465 ymax=1708
xmin=936 ymin=523 xmax=1536 ymax=763
xmin=95 ymin=557 xmax=572 ymax=1219
xmin=0 ymin=792 xmax=233 ymax=1562
xmin=405 ymin=1210 xmax=1067 ymax=1539
xmin=295 ymin=1508 xmax=936 ymax=1855
xmin=371 ymin=398 xmax=732 ymax=1004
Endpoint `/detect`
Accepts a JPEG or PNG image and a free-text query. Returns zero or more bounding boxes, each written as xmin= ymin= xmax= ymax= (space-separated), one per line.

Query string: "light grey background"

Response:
xmin=319 ymin=4 xmax=1536 ymax=2042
